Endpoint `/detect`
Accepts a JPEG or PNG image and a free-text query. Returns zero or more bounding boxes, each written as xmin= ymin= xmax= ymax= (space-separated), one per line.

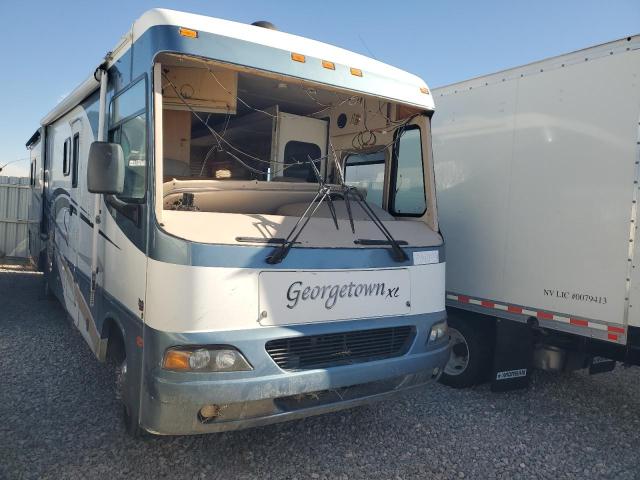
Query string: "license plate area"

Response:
xmin=258 ymin=269 xmax=411 ymax=326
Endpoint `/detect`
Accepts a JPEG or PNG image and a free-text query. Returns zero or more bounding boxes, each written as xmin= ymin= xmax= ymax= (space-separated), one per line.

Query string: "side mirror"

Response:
xmin=87 ymin=142 xmax=125 ymax=194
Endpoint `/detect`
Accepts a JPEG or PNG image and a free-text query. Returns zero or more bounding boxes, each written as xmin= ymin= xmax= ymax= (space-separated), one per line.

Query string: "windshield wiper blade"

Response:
xmin=354 ymin=239 xmax=408 ymax=246
xmin=236 ymin=236 xmax=291 ymax=244
xmin=345 ymin=186 xmax=408 ymax=262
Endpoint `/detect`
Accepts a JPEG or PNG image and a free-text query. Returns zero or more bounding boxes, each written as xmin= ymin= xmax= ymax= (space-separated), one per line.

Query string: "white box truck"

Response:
xmin=432 ymin=35 xmax=640 ymax=390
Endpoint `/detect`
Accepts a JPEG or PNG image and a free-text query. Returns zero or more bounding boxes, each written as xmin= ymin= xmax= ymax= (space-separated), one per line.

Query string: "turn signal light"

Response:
xmin=322 ymin=60 xmax=336 ymax=70
xmin=291 ymin=52 xmax=306 ymax=63
xmin=179 ymin=27 xmax=198 ymax=38
xmin=163 ymin=349 xmax=190 ymax=370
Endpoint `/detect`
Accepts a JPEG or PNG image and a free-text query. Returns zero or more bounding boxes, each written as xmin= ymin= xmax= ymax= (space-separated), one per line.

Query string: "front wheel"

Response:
xmin=439 ymin=315 xmax=493 ymax=388
xmin=111 ymin=334 xmax=144 ymax=438
xmin=116 ymin=358 xmax=144 ymax=438
xmin=42 ymin=250 xmax=55 ymax=299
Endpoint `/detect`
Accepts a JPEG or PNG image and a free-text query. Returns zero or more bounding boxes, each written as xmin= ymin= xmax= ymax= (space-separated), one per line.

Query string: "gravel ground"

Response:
xmin=2 ymin=267 xmax=640 ymax=480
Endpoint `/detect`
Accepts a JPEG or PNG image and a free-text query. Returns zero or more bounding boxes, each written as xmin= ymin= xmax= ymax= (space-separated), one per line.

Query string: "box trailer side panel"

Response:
xmin=433 ymin=38 xmax=640 ymax=343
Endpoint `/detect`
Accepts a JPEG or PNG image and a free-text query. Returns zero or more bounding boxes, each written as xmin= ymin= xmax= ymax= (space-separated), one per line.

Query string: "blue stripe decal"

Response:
xmin=152 ymin=226 xmax=444 ymax=269
xmin=48 ymin=188 xmax=121 ymax=250
xmin=133 ymin=25 xmax=423 ymax=105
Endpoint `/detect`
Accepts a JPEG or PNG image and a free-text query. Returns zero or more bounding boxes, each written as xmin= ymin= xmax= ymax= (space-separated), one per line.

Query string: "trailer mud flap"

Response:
xmin=491 ymin=319 xmax=533 ymax=392
xmin=588 ymin=356 xmax=616 ymax=375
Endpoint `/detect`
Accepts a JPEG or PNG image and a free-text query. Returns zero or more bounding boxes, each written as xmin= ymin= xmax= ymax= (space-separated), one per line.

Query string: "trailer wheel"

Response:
xmin=440 ymin=315 xmax=492 ymax=388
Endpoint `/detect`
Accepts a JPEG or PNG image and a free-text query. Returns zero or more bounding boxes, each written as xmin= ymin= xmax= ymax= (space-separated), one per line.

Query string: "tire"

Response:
xmin=116 ymin=358 xmax=144 ymax=438
xmin=109 ymin=330 xmax=144 ymax=438
xmin=439 ymin=314 xmax=493 ymax=388
xmin=43 ymin=275 xmax=54 ymax=299
xmin=42 ymin=251 xmax=55 ymax=299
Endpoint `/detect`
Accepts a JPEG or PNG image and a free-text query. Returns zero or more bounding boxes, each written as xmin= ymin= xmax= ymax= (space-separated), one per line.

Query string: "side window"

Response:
xmin=30 ymin=159 xmax=35 ymax=186
xmin=391 ymin=127 xmax=426 ymax=216
xmin=63 ymin=138 xmax=71 ymax=176
xmin=72 ymin=133 xmax=79 ymax=188
xmin=344 ymin=150 xmax=385 ymax=208
xmin=108 ymin=78 xmax=147 ymax=201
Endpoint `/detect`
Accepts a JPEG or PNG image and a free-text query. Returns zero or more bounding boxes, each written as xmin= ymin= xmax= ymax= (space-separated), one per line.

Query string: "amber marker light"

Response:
xmin=291 ymin=52 xmax=306 ymax=63
xmin=420 ymin=87 xmax=430 ymax=94
xmin=179 ymin=27 xmax=198 ymax=38
xmin=322 ymin=60 xmax=336 ymax=70
xmin=163 ymin=349 xmax=191 ymax=370
xmin=350 ymin=67 xmax=363 ymax=77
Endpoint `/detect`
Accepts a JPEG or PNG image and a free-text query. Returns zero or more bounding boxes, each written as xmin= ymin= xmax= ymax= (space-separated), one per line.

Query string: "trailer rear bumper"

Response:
xmin=139 ymin=312 xmax=449 ymax=435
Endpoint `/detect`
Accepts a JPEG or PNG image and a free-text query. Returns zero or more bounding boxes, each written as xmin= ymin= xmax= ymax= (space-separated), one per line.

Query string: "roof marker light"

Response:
xmin=322 ymin=60 xmax=335 ymax=70
xmin=179 ymin=27 xmax=198 ymax=38
xmin=291 ymin=52 xmax=306 ymax=63
xmin=350 ymin=67 xmax=363 ymax=77
xmin=420 ymin=87 xmax=430 ymax=94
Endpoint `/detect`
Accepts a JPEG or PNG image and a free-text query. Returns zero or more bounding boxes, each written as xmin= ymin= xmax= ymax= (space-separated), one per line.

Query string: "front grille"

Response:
xmin=265 ymin=326 xmax=415 ymax=371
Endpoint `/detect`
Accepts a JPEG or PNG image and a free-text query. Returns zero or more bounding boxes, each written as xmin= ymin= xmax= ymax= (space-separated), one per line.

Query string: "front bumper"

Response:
xmin=140 ymin=312 xmax=449 ymax=435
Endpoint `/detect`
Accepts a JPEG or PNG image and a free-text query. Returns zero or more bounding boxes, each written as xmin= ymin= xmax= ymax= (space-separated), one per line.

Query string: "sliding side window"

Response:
xmin=72 ymin=133 xmax=79 ymax=188
xmin=391 ymin=126 xmax=426 ymax=216
xmin=62 ymin=138 xmax=71 ymax=176
xmin=344 ymin=150 xmax=385 ymax=208
xmin=108 ymin=78 xmax=147 ymax=201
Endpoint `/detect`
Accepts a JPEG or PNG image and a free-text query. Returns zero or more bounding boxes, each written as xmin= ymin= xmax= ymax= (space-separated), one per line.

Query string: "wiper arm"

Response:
xmin=266 ymin=184 xmax=333 ymax=264
xmin=344 ymin=186 xmax=408 ymax=262
xmin=267 ymin=149 xmax=409 ymax=264
xmin=308 ymin=155 xmax=339 ymax=230
xmin=329 ymin=142 xmax=407 ymax=262
xmin=329 ymin=143 xmax=355 ymax=234
xmin=266 ymin=157 xmax=338 ymax=264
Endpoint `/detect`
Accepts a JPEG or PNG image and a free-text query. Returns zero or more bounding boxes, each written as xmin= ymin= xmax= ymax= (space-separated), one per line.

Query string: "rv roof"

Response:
xmin=41 ymin=8 xmax=433 ymax=126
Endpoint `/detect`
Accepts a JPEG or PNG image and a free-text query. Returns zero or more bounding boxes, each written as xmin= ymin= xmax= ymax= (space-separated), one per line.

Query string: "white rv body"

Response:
xmin=432 ymin=35 xmax=640 ymax=386
xmin=28 ymin=9 xmax=449 ymax=435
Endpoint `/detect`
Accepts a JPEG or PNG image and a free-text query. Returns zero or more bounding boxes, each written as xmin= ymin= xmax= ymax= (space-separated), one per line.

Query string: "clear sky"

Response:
xmin=1 ymin=0 xmax=638 ymax=176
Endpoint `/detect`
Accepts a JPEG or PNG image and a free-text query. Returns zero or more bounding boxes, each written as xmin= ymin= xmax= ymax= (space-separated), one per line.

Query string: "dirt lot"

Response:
xmin=2 ymin=266 xmax=640 ymax=480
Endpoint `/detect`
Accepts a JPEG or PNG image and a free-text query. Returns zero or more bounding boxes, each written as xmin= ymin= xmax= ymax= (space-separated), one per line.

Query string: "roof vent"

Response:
xmin=251 ymin=21 xmax=277 ymax=30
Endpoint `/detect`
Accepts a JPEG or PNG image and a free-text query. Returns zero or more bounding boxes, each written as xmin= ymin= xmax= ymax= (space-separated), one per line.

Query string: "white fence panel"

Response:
xmin=0 ymin=176 xmax=31 ymax=258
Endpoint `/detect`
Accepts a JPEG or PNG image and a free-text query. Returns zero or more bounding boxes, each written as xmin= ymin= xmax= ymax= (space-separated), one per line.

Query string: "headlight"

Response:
xmin=427 ymin=321 xmax=448 ymax=344
xmin=163 ymin=346 xmax=253 ymax=372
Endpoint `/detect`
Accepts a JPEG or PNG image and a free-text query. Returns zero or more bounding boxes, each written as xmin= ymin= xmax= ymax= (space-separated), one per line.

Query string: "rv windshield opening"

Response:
xmin=157 ymin=53 xmax=427 ymax=221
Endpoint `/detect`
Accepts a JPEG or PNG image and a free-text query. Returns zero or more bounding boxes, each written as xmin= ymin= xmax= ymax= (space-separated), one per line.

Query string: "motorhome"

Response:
xmin=26 ymin=9 xmax=448 ymax=435
xmin=432 ymin=35 xmax=640 ymax=390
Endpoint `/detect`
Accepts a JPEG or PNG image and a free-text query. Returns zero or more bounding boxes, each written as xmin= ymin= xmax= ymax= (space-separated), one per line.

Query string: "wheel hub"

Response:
xmin=444 ymin=327 xmax=470 ymax=376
